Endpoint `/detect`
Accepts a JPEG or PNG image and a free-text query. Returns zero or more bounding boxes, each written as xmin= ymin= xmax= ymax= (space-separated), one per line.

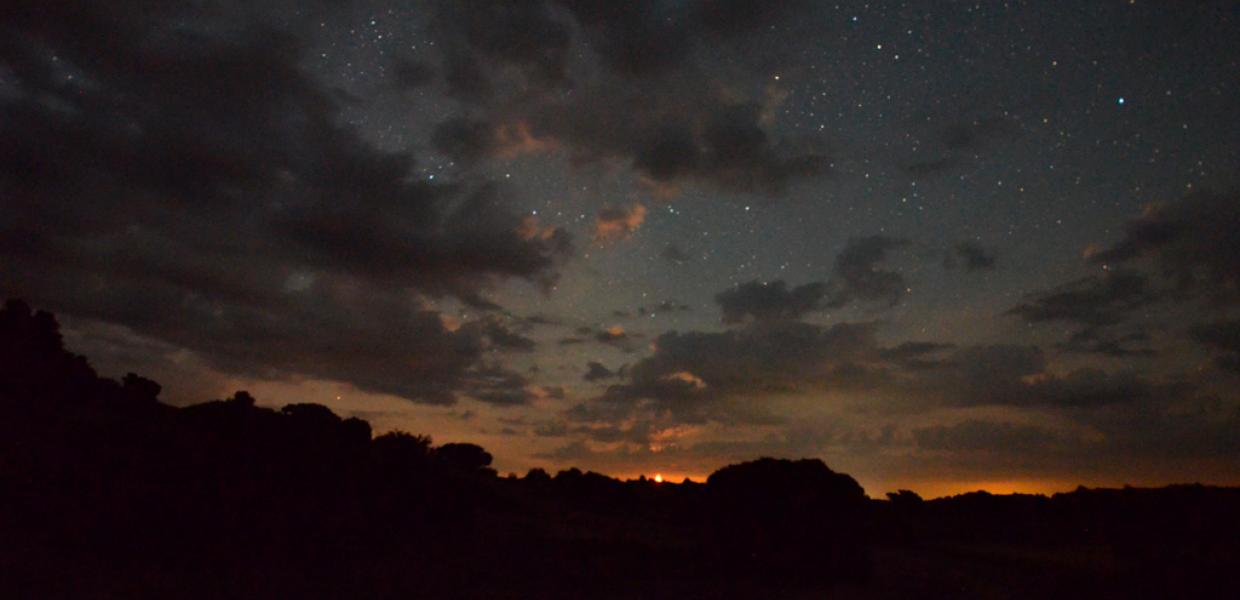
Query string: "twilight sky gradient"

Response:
xmin=3 ymin=1 xmax=1238 ymax=497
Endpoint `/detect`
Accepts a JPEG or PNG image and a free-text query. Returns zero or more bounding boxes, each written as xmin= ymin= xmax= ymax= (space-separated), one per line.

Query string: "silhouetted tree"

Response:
xmin=705 ymin=458 xmax=871 ymax=583
xmin=524 ymin=467 xmax=552 ymax=484
xmin=435 ymin=442 xmax=494 ymax=475
xmin=887 ymin=489 xmax=924 ymax=507
xmin=121 ymin=372 xmax=162 ymax=404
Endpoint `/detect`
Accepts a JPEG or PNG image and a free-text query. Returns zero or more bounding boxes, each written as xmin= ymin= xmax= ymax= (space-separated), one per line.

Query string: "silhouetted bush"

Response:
xmin=435 ymin=442 xmax=494 ymax=475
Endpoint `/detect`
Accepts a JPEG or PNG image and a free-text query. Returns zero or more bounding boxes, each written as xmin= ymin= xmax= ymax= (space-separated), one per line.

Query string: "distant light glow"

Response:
xmin=653 ymin=474 xmax=663 ymax=483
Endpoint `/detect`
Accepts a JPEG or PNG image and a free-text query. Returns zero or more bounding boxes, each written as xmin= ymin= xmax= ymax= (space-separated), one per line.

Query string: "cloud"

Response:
xmin=533 ymin=420 xmax=570 ymax=437
xmin=431 ymin=0 xmax=573 ymax=100
xmin=1012 ymin=192 xmax=1240 ymax=357
xmin=1009 ymin=270 xmax=1154 ymax=328
xmin=391 ymin=59 xmax=436 ymax=89
xmin=900 ymin=114 xmax=1020 ymax=180
xmin=826 ymin=235 xmax=910 ymax=308
xmin=0 ymin=2 xmax=571 ymax=404
xmin=638 ymin=300 xmax=692 ymax=316
xmin=471 ymin=317 xmax=537 ymax=352
xmin=715 ymin=280 xmax=827 ymax=324
xmin=596 ymin=325 xmax=627 ymax=341
xmin=896 ymin=344 xmax=1158 ymax=408
xmin=913 ymin=420 xmax=1064 ymax=453
xmin=592 ymin=203 xmax=647 ymax=243
xmin=583 ymin=361 xmax=617 ymax=382
xmin=1059 ymin=329 xmax=1156 ymax=358
xmin=423 ymin=1 xmax=831 ymax=195
xmin=877 ymin=342 xmax=956 ymax=370
xmin=1190 ymin=320 xmax=1240 ymax=373
xmin=901 ymin=157 xmax=960 ymax=179
xmin=714 ymin=238 xmax=911 ymax=324
xmin=661 ymin=242 xmax=691 ymax=263
xmin=944 ymin=241 xmax=997 ymax=271
xmin=584 ymin=320 xmax=883 ymax=424
xmin=1088 ymin=191 xmax=1240 ymax=298
xmin=941 ymin=116 xmax=1020 ymax=151
xmin=581 ymin=317 xmax=1159 ymax=428
xmin=1007 ymin=269 xmax=1161 ymax=357
xmin=462 ymin=363 xmax=550 ymax=406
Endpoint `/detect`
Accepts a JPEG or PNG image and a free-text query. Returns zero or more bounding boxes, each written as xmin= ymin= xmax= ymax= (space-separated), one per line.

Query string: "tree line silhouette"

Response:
xmin=2 ymin=298 xmax=1238 ymax=598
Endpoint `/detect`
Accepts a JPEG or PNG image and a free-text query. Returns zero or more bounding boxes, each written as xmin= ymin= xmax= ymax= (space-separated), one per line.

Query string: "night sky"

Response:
xmin=3 ymin=1 xmax=1238 ymax=497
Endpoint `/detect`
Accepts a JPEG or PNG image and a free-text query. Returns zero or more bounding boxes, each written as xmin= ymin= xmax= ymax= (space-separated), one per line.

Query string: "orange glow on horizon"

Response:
xmin=653 ymin=474 xmax=663 ymax=483
xmin=885 ymin=478 xmax=1085 ymax=499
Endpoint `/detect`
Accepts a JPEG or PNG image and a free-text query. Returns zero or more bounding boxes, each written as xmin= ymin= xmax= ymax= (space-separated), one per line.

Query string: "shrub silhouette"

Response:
xmin=705 ymin=458 xmax=871 ymax=583
xmin=435 ymin=442 xmax=495 ymax=475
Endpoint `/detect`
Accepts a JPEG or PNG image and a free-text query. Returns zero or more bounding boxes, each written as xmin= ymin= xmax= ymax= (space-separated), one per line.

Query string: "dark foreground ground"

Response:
xmin=4 ymin=299 xmax=1239 ymax=599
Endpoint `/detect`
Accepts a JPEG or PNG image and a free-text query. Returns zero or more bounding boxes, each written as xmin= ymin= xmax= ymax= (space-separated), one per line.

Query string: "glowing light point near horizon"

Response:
xmin=654 ymin=474 xmax=663 ymax=483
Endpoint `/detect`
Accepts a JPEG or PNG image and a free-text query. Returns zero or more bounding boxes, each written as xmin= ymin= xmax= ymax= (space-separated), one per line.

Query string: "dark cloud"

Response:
xmin=586 ymin=321 xmax=882 ymax=424
xmin=0 ymin=1 xmax=570 ymax=404
xmin=555 ymin=0 xmax=814 ymax=77
xmin=421 ymin=1 xmax=831 ymax=195
xmin=914 ymin=420 xmax=1064 ymax=453
xmin=533 ymin=420 xmax=569 ymax=437
xmin=1088 ymin=190 xmax=1240 ymax=299
xmin=1018 ymin=368 xmax=1153 ymax=408
xmin=1008 ymin=270 xmax=1155 ymax=328
xmin=945 ymin=241 xmax=997 ymax=271
xmin=430 ymin=116 xmax=497 ymax=163
xmin=878 ymin=341 xmax=956 ymax=370
xmin=641 ymin=301 xmax=692 ymax=315
xmin=1059 ymin=329 xmax=1156 ymax=358
xmin=574 ymin=298 xmax=1161 ymax=428
xmin=715 ymin=280 xmax=827 ymax=324
xmin=910 ymin=344 xmax=1046 ymax=405
xmin=1190 ymin=320 xmax=1240 ymax=373
xmin=901 ymin=156 xmax=960 ymax=179
xmin=551 ymin=0 xmax=692 ymax=77
xmin=473 ymin=317 xmax=537 ymax=352
xmin=826 ymin=235 xmax=910 ymax=308
xmin=1008 ymin=267 xmax=1162 ymax=359
xmin=712 ymin=238 xmax=911 ymax=323
xmin=391 ymin=59 xmax=436 ymax=89
xmin=583 ymin=361 xmax=617 ymax=382
xmin=661 ymin=242 xmax=691 ymax=264
xmin=899 ymin=344 xmax=1157 ymax=408
xmin=872 ymin=339 xmax=1160 ymax=409
xmin=1012 ymin=192 xmax=1240 ymax=357
xmin=901 ymin=114 xmax=1021 ymax=179
xmin=941 ymin=116 xmax=1020 ymax=151
xmin=521 ymin=313 xmax=562 ymax=327
xmin=594 ymin=325 xmax=636 ymax=351
xmin=430 ymin=0 xmax=573 ymax=100
xmin=462 ymin=363 xmax=545 ymax=406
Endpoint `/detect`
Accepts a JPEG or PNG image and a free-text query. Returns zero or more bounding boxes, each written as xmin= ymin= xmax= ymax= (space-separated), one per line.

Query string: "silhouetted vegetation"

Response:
xmin=3 ymin=299 xmax=1238 ymax=598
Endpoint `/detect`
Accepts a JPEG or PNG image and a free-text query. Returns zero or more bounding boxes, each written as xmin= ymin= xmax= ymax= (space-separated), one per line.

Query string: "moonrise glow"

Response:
xmin=3 ymin=1 xmax=1238 ymax=497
